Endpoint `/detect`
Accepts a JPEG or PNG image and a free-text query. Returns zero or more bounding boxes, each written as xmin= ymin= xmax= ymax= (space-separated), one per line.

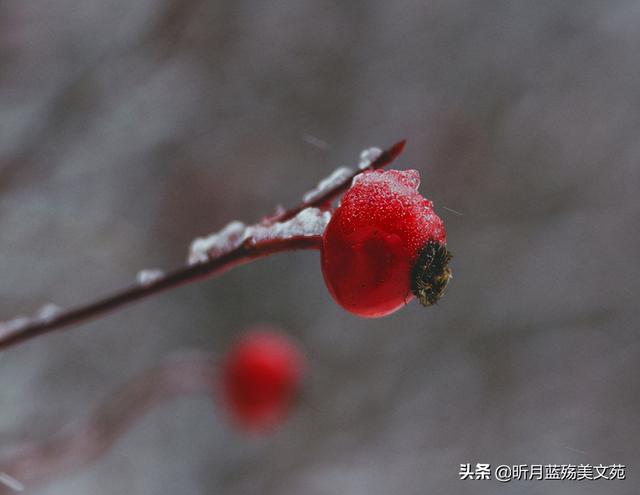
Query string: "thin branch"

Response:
xmin=0 ymin=236 xmax=319 ymax=350
xmin=0 ymin=352 xmax=219 ymax=493
xmin=0 ymin=140 xmax=405 ymax=351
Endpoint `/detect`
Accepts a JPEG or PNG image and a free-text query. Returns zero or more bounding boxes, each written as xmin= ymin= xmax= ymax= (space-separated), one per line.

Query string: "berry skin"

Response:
xmin=321 ymin=169 xmax=451 ymax=317
xmin=220 ymin=330 xmax=304 ymax=432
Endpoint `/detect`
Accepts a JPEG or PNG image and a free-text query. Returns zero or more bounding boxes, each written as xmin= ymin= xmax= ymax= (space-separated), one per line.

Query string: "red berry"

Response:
xmin=220 ymin=330 xmax=304 ymax=432
xmin=321 ymin=169 xmax=451 ymax=317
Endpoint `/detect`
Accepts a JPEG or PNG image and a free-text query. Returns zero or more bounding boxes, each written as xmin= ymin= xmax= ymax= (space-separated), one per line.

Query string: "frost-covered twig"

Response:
xmin=269 ymin=142 xmax=403 ymax=224
xmin=0 ymin=140 xmax=405 ymax=350
xmin=0 ymin=352 xmax=218 ymax=493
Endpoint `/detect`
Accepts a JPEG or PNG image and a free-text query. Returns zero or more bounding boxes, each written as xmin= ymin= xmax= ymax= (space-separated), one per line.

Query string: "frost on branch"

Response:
xmin=187 ymin=145 xmax=388 ymax=265
xmin=301 ymin=146 xmax=383 ymax=204
xmin=188 ymin=221 xmax=248 ymax=265
xmin=136 ymin=269 xmax=166 ymax=287
xmin=187 ymin=208 xmax=331 ymax=265
xmin=358 ymin=147 xmax=382 ymax=169
xmin=36 ymin=304 xmax=63 ymax=322
xmin=252 ymin=207 xmax=331 ymax=241
xmin=0 ymin=304 xmax=62 ymax=338
xmin=303 ymin=166 xmax=353 ymax=203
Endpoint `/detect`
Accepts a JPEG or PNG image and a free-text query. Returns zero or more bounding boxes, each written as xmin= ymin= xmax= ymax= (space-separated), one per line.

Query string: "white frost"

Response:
xmin=35 ymin=303 xmax=62 ymax=322
xmin=188 ymin=221 xmax=248 ymax=265
xmin=249 ymin=208 xmax=331 ymax=242
xmin=0 ymin=316 xmax=30 ymax=335
xmin=0 ymin=473 xmax=24 ymax=492
xmin=136 ymin=269 xmax=165 ymax=286
xmin=303 ymin=167 xmax=353 ymax=203
xmin=358 ymin=147 xmax=382 ymax=169
xmin=187 ymin=208 xmax=330 ymax=265
xmin=0 ymin=303 xmax=63 ymax=337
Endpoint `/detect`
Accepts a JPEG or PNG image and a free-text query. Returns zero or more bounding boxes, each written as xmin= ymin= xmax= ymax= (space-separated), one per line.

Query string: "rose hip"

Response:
xmin=220 ymin=330 xmax=304 ymax=431
xmin=321 ymin=169 xmax=451 ymax=317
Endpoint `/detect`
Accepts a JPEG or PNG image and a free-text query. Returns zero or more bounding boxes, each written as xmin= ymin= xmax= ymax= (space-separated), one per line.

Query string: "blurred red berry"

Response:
xmin=321 ymin=169 xmax=451 ymax=317
xmin=220 ymin=330 xmax=304 ymax=432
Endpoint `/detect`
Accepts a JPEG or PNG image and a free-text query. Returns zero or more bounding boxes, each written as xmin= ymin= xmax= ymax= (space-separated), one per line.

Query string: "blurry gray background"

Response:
xmin=1 ymin=0 xmax=639 ymax=493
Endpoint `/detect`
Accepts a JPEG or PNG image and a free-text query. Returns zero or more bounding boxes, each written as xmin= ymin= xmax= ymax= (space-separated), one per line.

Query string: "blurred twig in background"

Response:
xmin=0 ymin=351 xmax=218 ymax=493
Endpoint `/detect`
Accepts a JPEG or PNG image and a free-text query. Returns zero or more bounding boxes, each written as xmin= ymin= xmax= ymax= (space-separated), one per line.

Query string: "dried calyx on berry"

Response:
xmin=411 ymin=240 xmax=452 ymax=306
xmin=321 ymin=169 xmax=451 ymax=317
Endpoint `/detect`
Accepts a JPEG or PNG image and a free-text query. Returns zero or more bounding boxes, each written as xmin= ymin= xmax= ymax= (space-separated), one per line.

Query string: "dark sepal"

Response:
xmin=411 ymin=241 xmax=452 ymax=306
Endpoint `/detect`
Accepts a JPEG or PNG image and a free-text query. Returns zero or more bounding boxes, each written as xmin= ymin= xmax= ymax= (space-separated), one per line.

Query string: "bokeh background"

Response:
xmin=1 ymin=1 xmax=639 ymax=493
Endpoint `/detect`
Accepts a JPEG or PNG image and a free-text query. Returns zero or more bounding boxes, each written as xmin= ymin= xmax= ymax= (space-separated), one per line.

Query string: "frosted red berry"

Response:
xmin=321 ymin=169 xmax=451 ymax=317
xmin=220 ymin=330 xmax=304 ymax=431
